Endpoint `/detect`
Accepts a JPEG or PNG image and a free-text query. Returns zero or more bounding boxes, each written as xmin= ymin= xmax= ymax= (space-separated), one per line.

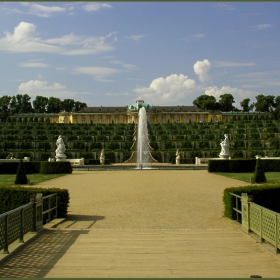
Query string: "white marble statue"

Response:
xmin=100 ymin=149 xmax=105 ymax=165
xmin=175 ymin=149 xmax=180 ymax=165
xmin=219 ymin=134 xmax=230 ymax=158
xmin=55 ymin=135 xmax=67 ymax=161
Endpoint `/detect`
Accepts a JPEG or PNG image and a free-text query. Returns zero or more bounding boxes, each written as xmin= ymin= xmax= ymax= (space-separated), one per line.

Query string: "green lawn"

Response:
xmin=0 ymin=174 xmax=67 ymax=186
xmin=215 ymin=172 xmax=280 ymax=184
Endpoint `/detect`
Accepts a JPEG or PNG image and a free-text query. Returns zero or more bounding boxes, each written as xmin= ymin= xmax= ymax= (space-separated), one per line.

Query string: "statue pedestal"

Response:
xmin=219 ymin=154 xmax=230 ymax=160
xmin=55 ymin=154 xmax=67 ymax=161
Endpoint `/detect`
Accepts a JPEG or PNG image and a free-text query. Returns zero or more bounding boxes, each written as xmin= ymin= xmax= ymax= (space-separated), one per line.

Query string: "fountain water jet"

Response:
xmin=137 ymin=107 xmax=150 ymax=168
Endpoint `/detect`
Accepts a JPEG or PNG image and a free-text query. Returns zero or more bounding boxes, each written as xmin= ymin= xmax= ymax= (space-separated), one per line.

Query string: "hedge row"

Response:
xmin=208 ymin=159 xmax=280 ymax=173
xmin=0 ymin=161 xmax=72 ymax=174
xmin=223 ymin=184 xmax=280 ymax=220
xmin=0 ymin=185 xmax=69 ymax=217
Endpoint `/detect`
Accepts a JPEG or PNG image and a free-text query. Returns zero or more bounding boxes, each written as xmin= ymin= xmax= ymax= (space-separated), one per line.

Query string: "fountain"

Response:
xmin=122 ymin=105 xmax=158 ymax=166
xmin=137 ymin=107 xmax=150 ymax=168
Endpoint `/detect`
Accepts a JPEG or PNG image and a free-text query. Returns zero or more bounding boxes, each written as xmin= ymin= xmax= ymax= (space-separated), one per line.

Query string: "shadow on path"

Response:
xmin=53 ymin=214 xmax=105 ymax=229
xmin=0 ymin=215 xmax=105 ymax=278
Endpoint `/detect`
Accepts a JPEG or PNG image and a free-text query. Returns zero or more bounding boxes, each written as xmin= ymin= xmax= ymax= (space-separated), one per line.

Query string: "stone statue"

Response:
xmin=55 ymin=135 xmax=67 ymax=161
xmin=219 ymin=134 xmax=230 ymax=159
xmin=175 ymin=149 xmax=180 ymax=165
xmin=100 ymin=149 xmax=105 ymax=165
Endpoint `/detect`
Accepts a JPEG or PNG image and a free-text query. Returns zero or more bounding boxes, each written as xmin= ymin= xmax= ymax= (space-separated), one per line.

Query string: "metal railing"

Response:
xmin=42 ymin=193 xmax=58 ymax=223
xmin=229 ymin=192 xmax=280 ymax=254
xmin=229 ymin=192 xmax=242 ymax=223
xmin=0 ymin=193 xmax=57 ymax=254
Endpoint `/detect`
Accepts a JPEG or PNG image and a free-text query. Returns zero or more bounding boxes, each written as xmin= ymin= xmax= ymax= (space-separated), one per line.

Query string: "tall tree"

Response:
xmin=46 ymin=97 xmax=62 ymax=113
xmin=33 ymin=95 xmax=49 ymax=113
xmin=9 ymin=94 xmax=33 ymax=115
xmin=62 ymin=99 xmax=75 ymax=112
xmin=272 ymin=95 xmax=280 ymax=119
xmin=218 ymin=93 xmax=235 ymax=111
xmin=254 ymin=94 xmax=275 ymax=112
xmin=240 ymin=98 xmax=254 ymax=112
xmin=0 ymin=95 xmax=12 ymax=121
xmin=193 ymin=95 xmax=217 ymax=110
xmin=74 ymin=101 xmax=87 ymax=112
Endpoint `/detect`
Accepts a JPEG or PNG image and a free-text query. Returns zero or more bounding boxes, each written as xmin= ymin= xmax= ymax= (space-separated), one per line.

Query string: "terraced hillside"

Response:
xmin=0 ymin=118 xmax=280 ymax=164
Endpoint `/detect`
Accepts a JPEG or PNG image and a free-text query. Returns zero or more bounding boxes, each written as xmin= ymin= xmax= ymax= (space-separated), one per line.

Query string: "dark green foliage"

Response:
xmin=170 ymin=158 xmax=195 ymax=164
xmin=208 ymin=159 xmax=256 ymax=173
xmin=223 ymin=184 xmax=280 ymax=219
xmin=40 ymin=162 xmax=72 ymax=174
xmin=0 ymin=162 xmax=41 ymax=174
xmin=253 ymin=159 xmax=267 ymax=183
xmin=15 ymin=159 xmax=28 ymax=184
xmin=0 ymin=185 xmax=69 ymax=217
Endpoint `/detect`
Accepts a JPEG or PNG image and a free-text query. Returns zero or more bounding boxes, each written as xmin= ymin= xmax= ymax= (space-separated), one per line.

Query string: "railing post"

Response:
xmin=19 ymin=208 xmax=24 ymax=243
xmin=241 ymin=193 xmax=254 ymax=234
xmin=3 ymin=215 xmax=9 ymax=254
xmin=48 ymin=197 xmax=51 ymax=223
xmin=31 ymin=193 xmax=43 ymax=232
xmin=275 ymin=214 xmax=279 ymax=254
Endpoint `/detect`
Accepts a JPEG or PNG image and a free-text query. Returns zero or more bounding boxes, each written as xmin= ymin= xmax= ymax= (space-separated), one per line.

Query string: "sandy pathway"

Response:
xmin=36 ymin=170 xmax=248 ymax=230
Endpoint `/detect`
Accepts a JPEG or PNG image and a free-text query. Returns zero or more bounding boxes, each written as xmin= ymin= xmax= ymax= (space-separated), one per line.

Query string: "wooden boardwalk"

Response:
xmin=1 ymin=170 xmax=280 ymax=278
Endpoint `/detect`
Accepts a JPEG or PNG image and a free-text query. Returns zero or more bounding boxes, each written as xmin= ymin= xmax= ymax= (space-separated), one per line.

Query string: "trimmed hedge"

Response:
xmin=40 ymin=162 xmax=72 ymax=174
xmin=0 ymin=162 xmax=41 ymax=174
xmin=0 ymin=185 xmax=69 ymax=218
xmin=208 ymin=159 xmax=280 ymax=173
xmin=15 ymin=159 xmax=28 ymax=184
xmin=223 ymin=184 xmax=280 ymax=220
xmin=208 ymin=159 xmax=256 ymax=173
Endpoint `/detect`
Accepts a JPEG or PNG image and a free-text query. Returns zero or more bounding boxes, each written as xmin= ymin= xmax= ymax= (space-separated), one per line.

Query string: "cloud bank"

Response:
xmin=0 ymin=22 xmax=116 ymax=55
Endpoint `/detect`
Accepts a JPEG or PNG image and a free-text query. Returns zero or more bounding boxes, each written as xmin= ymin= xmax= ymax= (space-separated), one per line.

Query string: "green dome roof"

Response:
xmin=128 ymin=100 xmax=152 ymax=111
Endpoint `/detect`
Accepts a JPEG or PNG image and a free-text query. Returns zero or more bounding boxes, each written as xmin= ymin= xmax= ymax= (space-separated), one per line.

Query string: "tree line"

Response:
xmin=193 ymin=93 xmax=280 ymax=118
xmin=1 ymin=92 xmax=280 ymax=123
xmin=0 ymin=94 xmax=87 ymax=122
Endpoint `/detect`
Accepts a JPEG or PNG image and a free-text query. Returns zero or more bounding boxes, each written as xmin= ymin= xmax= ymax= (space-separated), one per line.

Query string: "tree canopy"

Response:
xmin=0 ymin=94 xmax=87 ymax=122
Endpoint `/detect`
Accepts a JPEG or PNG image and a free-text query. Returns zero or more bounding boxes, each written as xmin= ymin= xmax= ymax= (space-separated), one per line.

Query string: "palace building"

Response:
xmin=12 ymin=100 xmax=270 ymax=124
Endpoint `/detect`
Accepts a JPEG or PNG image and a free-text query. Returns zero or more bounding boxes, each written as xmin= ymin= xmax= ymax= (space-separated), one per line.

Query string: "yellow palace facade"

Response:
xmin=14 ymin=100 xmax=270 ymax=124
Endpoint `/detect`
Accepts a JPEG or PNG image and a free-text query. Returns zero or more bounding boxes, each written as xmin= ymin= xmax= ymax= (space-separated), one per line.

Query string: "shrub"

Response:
xmin=40 ymin=162 xmax=72 ymax=174
xmin=253 ymin=159 xmax=267 ymax=183
xmin=0 ymin=185 xmax=69 ymax=217
xmin=15 ymin=159 xmax=28 ymax=184
xmin=208 ymin=159 xmax=256 ymax=173
xmin=223 ymin=184 xmax=280 ymax=219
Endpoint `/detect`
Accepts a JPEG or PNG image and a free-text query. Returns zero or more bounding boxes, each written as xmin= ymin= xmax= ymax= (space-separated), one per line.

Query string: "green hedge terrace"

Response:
xmin=0 ymin=118 xmax=280 ymax=163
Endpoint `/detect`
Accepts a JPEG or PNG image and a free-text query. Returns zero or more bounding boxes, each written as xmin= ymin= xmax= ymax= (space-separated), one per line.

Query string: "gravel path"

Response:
xmin=36 ymin=170 xmax=248 ymax=230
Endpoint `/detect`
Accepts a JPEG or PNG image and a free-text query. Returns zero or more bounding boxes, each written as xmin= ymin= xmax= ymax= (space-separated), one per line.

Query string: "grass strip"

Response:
xmin=215 ymin=172 xmax=280 ymax=184
xmin=0 ymin=174 xmax=67 ymax=186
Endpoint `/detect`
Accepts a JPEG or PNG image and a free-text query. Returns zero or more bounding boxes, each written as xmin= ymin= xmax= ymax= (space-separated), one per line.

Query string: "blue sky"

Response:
xmin=0 ymin=2 xmax=279 ymax=108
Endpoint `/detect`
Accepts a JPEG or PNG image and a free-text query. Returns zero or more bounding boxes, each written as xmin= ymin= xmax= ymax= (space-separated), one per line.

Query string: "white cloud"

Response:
xmin=18 ymin=80 xmax=65 ymax=92
xmin=82 ymin=3 xmax=112 ymax=12
xmin=17 ymin=79 xmax=92 ymax=100
xmin=0 ymin=22 xmax=116 ymax=55
xmin=257 ymin=24 xmax=273 ymax=30
xmin=75 ymin=66 xmax=121 ymax=81
xmin=234 ymin=70 xmax=280 ymax=88
xmin=205 ymin=86 xmax=258 ymax=108
xmin=19 ymin=61 xmax=49 ymax=68
xmin=213 ymin=61 xmax=256 ymax=67
xmin=193 ymin=59 xmax=211 ymax=82
xmin=21 ymin=3 xmax=65 ymax=17
xmin=133 ymin=74 xmax=197 ymax=105
xmin=183 ymin=34 xmax=205 ymax=41
xmin=125 ymin=35 xmax=146 ymax=42
xmin=109 ymin=60 xmax=138 ymax=70
xmin=215 ymin=3 xmax=235 ymax=11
